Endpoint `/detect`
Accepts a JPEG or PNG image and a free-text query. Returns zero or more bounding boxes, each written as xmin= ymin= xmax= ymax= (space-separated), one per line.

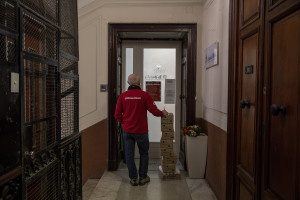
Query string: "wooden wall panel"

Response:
xmin=82 ymin=119 xmax=108 ymax=185
xmin=198 ymin=118 xmax=227 ymax=200
xmin=240 ymin=183 xmax=254 ymax=200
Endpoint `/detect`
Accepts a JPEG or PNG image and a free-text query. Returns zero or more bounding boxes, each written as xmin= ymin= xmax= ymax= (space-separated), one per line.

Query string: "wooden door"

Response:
xmin=233 ymin=0 xmax=263 ymax=199
xmin=228 ymin=0 xmax=300 ymax=199
xmin=261 ymin=1 xmax=300 ymax=199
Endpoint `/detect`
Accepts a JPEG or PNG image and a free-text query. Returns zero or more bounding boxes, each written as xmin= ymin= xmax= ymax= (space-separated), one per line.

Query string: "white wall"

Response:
xmin=78 ymin=0 xmax=204 ymax=131
xmin=201 ymin=0 xmax=229 ymax=131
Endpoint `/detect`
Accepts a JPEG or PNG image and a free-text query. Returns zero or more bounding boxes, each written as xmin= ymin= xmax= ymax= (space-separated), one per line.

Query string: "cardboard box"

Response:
xmin=161 ymin=132 xmax=174 ymax=140
xmin=161 ymin=151 xmax=174 ymax=157
xmin=162 ymin=163 xmax=176 ymax=173
xmin=161 ymin=123 xmax=174 ymax=132
xmin=161 ymin=148 xmax=173 ymax=153
xmin=161 ymin=155 xmax=177 ymax=164
xmin=161 ymin=114 xmax=174 ymax=124
xmin=160 ymin=139 xmax=173 ymax=145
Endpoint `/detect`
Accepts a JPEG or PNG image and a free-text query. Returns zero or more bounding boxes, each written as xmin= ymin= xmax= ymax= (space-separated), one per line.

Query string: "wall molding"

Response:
xmin=79 ymin=0 xmax=203 ymax=17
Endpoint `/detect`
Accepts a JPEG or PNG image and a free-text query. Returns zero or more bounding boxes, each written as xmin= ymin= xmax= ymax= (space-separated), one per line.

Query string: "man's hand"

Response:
xmin=162 ymin=109 xmax=168 ymax=116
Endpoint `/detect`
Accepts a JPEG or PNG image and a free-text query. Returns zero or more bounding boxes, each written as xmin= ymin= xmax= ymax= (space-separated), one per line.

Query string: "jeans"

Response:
xmin=123 ymin=132 xmax=149 ymax=179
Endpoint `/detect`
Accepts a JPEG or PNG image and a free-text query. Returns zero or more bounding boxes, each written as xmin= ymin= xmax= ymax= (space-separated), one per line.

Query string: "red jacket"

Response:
xmin=114 ymin=85 xmax=164 ymax=134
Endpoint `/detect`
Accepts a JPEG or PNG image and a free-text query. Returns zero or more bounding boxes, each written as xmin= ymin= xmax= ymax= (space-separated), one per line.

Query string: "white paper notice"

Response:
xmin=165 ymin=79 xmax=176 ymax=104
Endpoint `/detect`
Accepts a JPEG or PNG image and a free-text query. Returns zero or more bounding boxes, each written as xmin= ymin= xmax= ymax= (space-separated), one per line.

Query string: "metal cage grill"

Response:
xmin=24 ymin=59 xmax=57 ymax=151
xmin=25 ymin=162 xmax=58 ymax=200
xmin=20 ymin=0 xmax=58 ymax=25
xmin=23 ymin=13 xmax=58 ymax=60
xmin=0 ymin=0 xmax=17 ymax=31
xmin=0 ymin=33 xmax=16 ymax=63
xmin=60 ymin=56 xmax=78 ymax=75
xmin=61 ymin=31 xmax=76 ymax=56
xmin=60 ymin=0 xmax=76 ymax=36
xmin=61 ymin=77 xmax=78 ymax=138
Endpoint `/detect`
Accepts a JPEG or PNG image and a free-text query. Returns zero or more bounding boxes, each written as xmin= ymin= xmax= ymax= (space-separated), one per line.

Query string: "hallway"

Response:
xmin=83 ymin=159 xmax=217 ymax=200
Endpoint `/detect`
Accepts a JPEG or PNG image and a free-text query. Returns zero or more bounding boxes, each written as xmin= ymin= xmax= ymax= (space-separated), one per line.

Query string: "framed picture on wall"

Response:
xmin=205 ymin=41 xmax=219 ymax=69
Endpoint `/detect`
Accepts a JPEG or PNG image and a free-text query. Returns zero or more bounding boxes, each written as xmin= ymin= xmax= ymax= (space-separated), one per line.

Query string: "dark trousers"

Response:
xmin=123 ymin=132 xmax=149 ymax=179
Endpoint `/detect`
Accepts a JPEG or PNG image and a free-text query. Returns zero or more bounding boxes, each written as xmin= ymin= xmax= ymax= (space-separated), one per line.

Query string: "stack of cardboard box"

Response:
xmin=159 ymin=113 xmax=180 ymax=179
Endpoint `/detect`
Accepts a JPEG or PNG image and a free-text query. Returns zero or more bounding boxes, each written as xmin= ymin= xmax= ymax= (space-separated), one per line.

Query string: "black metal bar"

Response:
xmin=23 ymin=52 xmax=59 ymax=66
xmin=61 ymin=62 xmax=77 ymax=73
xmin=0 ymin=25 xmax=19 ymax=38
xmin=19 ymin=5 xmax=27 ymax=199
xmin=60 ymin=73 xmax=79 ymax=80
xmin=60 ymin=50 xmax=79 ymax=62
xmin=61 ymin=87 xmax=75 ymax=98
xmin=24 ymin=115 xmax=57 ymax=126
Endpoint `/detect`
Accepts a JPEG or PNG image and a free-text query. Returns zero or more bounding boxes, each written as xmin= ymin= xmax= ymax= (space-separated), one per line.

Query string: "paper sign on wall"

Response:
xmin=146 ymin=81 xmax=161 ymax=101
xmin=165 ymin=79 xmax=175 ymax=104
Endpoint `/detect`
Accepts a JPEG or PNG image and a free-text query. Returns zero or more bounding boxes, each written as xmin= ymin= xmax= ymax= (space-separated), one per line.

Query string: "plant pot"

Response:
xmin=185 ymin=134 xmax=208 ymax=178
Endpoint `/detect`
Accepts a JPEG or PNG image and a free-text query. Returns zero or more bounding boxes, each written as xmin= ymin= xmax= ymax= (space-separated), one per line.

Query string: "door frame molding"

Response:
xmin=108 ymin=23 xmax=197 ymax=170
xmin=227 ymin=0 xmax=238 ymax=199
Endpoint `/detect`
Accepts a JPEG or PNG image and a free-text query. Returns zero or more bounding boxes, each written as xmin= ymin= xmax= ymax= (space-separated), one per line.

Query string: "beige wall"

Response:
xmin=78 ymin=0 xmax=203 ymax=131
xmin=201 ymin=0 xmax=229 ymax=131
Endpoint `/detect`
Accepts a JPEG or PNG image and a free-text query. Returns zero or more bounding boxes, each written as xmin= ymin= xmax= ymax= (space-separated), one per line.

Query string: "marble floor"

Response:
xmin=83 ymin=159 xmax=217 ymax=200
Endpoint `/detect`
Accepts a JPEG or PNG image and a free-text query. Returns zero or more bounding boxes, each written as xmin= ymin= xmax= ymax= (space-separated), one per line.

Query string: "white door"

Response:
xmin=122 ymin=40 xmax=182 ymax=158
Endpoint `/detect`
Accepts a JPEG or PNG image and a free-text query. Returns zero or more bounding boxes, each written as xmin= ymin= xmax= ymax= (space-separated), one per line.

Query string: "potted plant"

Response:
xmin=182 ymin=125 xmax=208 ymax=178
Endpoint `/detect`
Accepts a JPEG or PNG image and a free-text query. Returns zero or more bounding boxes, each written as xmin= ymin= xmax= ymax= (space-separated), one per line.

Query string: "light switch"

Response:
xmin=11 ymin=72 xmax=19 ymax=93
xmin=100 ymin=84 xmax=107 ymax=92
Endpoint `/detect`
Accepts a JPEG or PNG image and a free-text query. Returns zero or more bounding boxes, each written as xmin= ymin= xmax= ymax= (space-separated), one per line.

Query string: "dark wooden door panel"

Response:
xmin=240 ymin=182 xmax=255 ymax=200
xmin=263 ymin=11 xmax=300 ymax=200
xmin=239 ymin=33 xmax=258 ymax=176
xmin=241 ymin=0 xmax=261 ymax=26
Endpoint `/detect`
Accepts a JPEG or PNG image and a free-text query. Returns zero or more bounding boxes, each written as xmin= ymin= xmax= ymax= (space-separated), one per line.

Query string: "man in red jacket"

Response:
xmin=114 ymin=73 xmax=168 ymax=186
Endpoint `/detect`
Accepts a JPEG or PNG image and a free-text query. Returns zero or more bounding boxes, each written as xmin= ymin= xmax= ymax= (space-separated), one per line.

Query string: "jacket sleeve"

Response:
xmin=145 ymin=93 xmax=164 ymax=117
xmin=114 ymin=96 xmax=123 ymax=123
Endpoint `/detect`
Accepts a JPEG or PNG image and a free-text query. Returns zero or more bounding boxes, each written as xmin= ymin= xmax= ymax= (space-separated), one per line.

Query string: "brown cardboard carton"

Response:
xmin=160 ymin=142 xmax=173 ymax=149
xmin=161 ymin=123 xmax=174 ymax=132
xmin=162 ymin=163 xmax=176 ymax=173
xmin=161 ymin=151 xmax=174 ymax=157
xmin=161 ymin=155 xmax=177 ymax=164
xmin=161 ymin=132 xmax=174 ymax=140
xmin=160 ymin=139 xmax=173 ymax=145
xmin=161 ymin=114 xmax=174 ymax=124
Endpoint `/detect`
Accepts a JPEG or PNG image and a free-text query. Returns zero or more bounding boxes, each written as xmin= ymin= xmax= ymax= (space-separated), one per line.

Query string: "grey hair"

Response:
xmin=128 ymin=74 xmax=140 ymax=85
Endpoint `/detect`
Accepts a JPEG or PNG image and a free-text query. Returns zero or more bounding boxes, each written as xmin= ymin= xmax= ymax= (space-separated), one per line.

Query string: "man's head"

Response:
xmin=128 ymin=74 xmax=140 ymax=86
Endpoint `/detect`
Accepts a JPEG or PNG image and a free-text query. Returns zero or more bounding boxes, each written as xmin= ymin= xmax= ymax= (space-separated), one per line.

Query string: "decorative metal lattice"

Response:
xmin=61 ymin=77 xmax=78 ymax=138
xmin=23 ymin=13 xmax=58 ymax=60
xmin=24 ymin=59 xmax=57 ymax=151
xmin=0 ymin=176 xmax=21 ymax=199
xmin=0 ymin=0 xmax=17 ymax=31
xmin=25 ymin=161 xmax=58 ymax=200
xmin=60 ymin=138 xmax=81 ymax=200
xmin=20 ymin=0 xmax=58 ymax=25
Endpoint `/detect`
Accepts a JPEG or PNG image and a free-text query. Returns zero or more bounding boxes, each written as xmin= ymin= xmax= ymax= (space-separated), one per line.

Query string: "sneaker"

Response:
xmin=130 ymin=179 xmax=139 ymax=186
xmin=139 ymin=176 xmax=150 ymax=185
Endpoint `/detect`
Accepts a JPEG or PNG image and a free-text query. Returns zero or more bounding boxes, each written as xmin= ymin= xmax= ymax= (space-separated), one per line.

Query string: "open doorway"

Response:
xmin=122 ymin=40 xmax=181 ymax=158
xmin=108 ymin=24 xmax=197 ymax=170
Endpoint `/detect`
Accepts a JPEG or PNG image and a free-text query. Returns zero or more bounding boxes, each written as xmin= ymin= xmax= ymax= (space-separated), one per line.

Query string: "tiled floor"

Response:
xmin=83 ymin=159 xmax=217 ymax=200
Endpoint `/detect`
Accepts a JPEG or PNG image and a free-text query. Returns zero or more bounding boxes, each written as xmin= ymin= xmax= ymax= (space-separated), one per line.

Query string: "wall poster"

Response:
xmin=205 ymin=41 xmax=219 ymax=69
xmin=146 ymin=81 xmax=161 ymax=101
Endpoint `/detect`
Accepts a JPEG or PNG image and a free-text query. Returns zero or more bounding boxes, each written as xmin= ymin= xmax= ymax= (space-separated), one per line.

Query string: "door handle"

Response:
xmin=270 ymin=104 xmax=286 ymax=116
xmin=240 ymin=100 xmax=250 ymax=109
